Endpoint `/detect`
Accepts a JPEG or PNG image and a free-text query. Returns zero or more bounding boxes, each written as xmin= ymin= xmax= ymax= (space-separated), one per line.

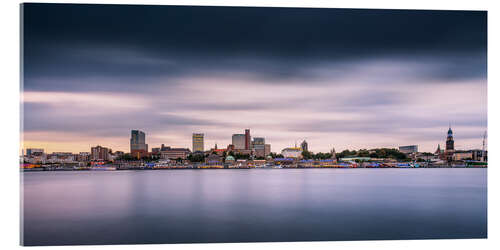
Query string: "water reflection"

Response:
xmin=22 ymin=169 xmax=487 ymax=245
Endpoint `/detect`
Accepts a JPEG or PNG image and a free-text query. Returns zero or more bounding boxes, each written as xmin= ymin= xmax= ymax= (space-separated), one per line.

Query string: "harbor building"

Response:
xmin=192 ymin=133 xmax=204 ymax=153
xmin=26 ymin=148 xmax=44 ymax=157
xmin=399 ymin=145 xmax=418 ymax=154
xmin=24 ymin=149 xmax=46 ymax=164
xmin=265 ymin=144 xmax=271 ymax=156
xmin=454 ymin=149 xmax=487 ymax=162
xmin=453 ymin=151 xmax=473 ymax=161
xmin=46 ymin=152 xmax=76 ymax=163
xmin=210 ymin=143 xmax=227 ymax=156
xmin=160 ymin=147 xmax=191 ymax=160
xmin=205 ymin=154 xmax=223 ymax=165
xmin=77 ymin=152 xmax=91 ymax=162
xmin=281 ymin=147 xmax=303 ymax=158
xmin=473 ymin=149 xmax=487 ymax=162
xmin=225 ymin=144 xmax=250 ymax=156
xmin=225 ymin=155 xmax=236 ymax=164
xmin=91 ymin=145 xmax=110 ymax=161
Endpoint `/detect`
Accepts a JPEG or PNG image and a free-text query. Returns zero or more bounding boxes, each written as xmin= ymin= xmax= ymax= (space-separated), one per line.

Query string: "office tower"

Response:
xmin=232 ymin=134 xmax=246 ymax=150
xmin=245 ymin=129 xmax=251 ymax=150
xmin=130 ymin=130 xmax=148 ymax=153
xmin=253 ymin=137 xmax=265 ymax=157
xmin=192 ymin=133 xmax=204 ymax=153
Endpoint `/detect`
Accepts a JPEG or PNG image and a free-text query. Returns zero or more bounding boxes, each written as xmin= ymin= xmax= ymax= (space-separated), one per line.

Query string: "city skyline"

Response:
xmin=21 ymin=125 xmax=483 ymax=155
xmin=21 ymin=5 xmax=487 ymax=154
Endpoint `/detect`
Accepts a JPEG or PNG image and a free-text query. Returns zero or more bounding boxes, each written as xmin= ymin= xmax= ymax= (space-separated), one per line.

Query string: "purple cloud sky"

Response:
xmin=21 ymin=4 xmax=487 ymax=153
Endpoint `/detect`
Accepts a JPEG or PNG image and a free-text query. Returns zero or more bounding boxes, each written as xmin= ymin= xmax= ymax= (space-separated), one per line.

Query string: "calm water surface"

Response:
xmin=21 ymin=168 xmax=487 ymax=245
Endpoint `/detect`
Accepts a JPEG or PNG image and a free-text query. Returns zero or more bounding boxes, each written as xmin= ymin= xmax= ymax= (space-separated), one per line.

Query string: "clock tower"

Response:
xmin=445 ymin=125 xmax=455 ymax=162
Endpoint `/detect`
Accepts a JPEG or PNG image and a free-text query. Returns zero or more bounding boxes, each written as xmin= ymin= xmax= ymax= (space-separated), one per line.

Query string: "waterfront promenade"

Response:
xmin=21 ymin=162 xmax=487 ymax=171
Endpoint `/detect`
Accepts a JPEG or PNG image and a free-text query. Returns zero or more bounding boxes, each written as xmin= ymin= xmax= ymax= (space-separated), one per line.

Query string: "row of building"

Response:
xmin=23 ymin=146 xmax=124 ymax=164
xmin=191 ymin=129 xmax=272 ymax=158
xmin=22 ymin=129 xmax=273 ymax=163
xmin=22 ymin=126 xmax=487 ymax=165
xmin=398 ymin=126 xmax=487 ymax=163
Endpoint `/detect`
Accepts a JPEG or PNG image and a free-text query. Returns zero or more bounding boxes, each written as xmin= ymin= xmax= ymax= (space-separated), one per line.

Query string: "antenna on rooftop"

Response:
xmin=482 ymin=131 xmax=487 ymax=162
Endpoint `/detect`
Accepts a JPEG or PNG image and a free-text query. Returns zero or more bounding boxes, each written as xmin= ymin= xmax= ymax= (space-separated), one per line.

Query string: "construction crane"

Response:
xmin=482 ymin=131 xmax=487 ymax=162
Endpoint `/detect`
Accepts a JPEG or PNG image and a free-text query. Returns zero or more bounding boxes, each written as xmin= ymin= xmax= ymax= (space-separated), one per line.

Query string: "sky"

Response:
xmin=21 ymin=3 xmax=487 ymax=154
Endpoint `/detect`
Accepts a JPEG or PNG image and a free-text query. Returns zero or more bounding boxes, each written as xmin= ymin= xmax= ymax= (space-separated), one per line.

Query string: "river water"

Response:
xmin=21 ymin=168 xmax=487 ymax=245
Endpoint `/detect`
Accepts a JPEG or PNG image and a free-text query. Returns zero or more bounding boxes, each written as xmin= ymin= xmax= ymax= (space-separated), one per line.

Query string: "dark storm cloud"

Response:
xmin=23 ymin=49 xmax=487 ymax=93
xmin=23 ymin=4 xmax=486 ymax=55
xmin=22 ymin=3 xmax=487 ymax=92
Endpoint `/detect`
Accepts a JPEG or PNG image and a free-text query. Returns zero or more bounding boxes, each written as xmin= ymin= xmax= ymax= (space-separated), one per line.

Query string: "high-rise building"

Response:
xmin=192 ymin=133 xmax=204 ymax=153
xmin=300 ymin=140 xmax=308 ymax=152
xmin=130 ymin=130 xmax=148 ymax=153
xmin=91 ymin=145 xmax=109 ymax=161
xmin=232 ymin=134 xmax=246 ymax=150
xmin=245 ymin=129 xmax=251 ymax=150
xmin=252 ymin=137 xmax=266 ymax=157
xmin=252 ymin=137 xmax=265 ymax=148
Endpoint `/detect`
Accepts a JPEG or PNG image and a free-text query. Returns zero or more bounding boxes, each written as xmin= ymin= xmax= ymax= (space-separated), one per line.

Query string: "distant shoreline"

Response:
xmin=21 ymin=166 xmax=487 ymax=172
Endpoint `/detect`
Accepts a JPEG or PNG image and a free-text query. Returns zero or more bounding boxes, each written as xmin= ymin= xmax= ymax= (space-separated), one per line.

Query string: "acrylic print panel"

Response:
xmin=20 ymin=3 xmax=487 ymax=246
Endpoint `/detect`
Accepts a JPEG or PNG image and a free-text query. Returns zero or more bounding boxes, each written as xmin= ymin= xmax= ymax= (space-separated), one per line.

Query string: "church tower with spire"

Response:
xmin=435 ymin=144 xmax=441 ymax=155
xmin=330 ymin=147 xmax=337 ymax=163
xmin=445 ymin=125 xmax=455 ymax=162
xmin=446 ymin=126 xmax=454 ymax=151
